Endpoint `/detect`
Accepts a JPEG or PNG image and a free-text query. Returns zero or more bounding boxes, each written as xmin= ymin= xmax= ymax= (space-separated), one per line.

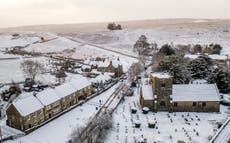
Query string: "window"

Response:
xmin=34 ymin=112 xmax=37 ymax=118
xmin=27 ymin=115 xmax=31 ymax=121
xmin=46 ymin=105 xmax=51 ymax=110
xmin=161 ymin=84 xmax=166 ymax=88
xmin=202 ymin=102 xmax=206 ymax=107
xmin=193 ymin=102 xmax=197 ymax=106
xmin=174 ymin=102 xmax=178 ymax=107
xmin=160 ymin=101 xmax=166 ymax=107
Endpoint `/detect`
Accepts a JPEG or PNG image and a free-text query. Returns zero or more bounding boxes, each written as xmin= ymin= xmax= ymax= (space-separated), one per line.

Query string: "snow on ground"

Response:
xmin=25 ymin=37 xmax=82 ymax=53
xmin=70 ymin=27 xmax=230 ymax=56
xmin=5 ymin=82 xmax=121 ymax=143
xmin=0 ymin=51 xmax=22 ymax=59
xmin=0 ymin=35 xmax=39 ymax=49
xmin=21 ymin=34 xmax=136 ymax=71
xmin=0 ymin=57 xmax=54 ymax=84
xmin=105 ymin=88 xmax=230 ymax=143
xmin=69 ymin=44 xmax=135 ymax=72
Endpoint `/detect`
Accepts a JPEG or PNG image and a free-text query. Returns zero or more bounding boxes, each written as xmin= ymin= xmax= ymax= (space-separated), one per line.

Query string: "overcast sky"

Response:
xmin=0 ymin=0 xmax=229 ymax=28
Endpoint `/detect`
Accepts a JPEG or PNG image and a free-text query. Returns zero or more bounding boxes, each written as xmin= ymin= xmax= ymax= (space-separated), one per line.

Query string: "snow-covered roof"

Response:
xmin=209 ymin=54 xmax=227 ymax=60
xmin=192 ymin=79 xmax=207 ymax=84
xmin=54 ymin=83 xmax=76 ymax=98
xmin=81 ymin=65 xmax=91 ymax=69
xmin=151 ymin=72 xmax=171 ymax=79
xmin=13 ymin=95 xmax=44 ymax=116
xmin=185 ymin=54 xmax=228 ymax=61
xmin=172 ymin=84 xmax=220 ymax=102
xmin=70 ymin=76 xmax=91 ymax=90
xmin=35 ymin=88 xmax=60 ymax=106
xmin=142 ymin=85 xmax=154 ymax=100
xmin=97 ymin=61 xmax=110 ymax=67
xmin=87 ymin=58 xmax=122 ymax=68
xmin=90 ymin=73 xmax=112 ymax=83
xmin=184 ymin=54 xmax=199 ymax=59
xmin=88 ymin=61 xmax=98 ymax=66
xmin=112 ymin=59 xmax=122 ymax=68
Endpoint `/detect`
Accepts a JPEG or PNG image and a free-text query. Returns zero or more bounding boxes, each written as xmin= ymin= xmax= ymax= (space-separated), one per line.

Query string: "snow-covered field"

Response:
xmin=105 ymin=88 xmax=230 ymax=143
xmin=0 ymin=21 xmax=230 ymax=143
xmin=4 ymin=82 xmax=121 ymax=143
xmin=69 ymin=27 xmax=230 ymax=56
xmin=0 ymin=57 xmax=55 ymax=84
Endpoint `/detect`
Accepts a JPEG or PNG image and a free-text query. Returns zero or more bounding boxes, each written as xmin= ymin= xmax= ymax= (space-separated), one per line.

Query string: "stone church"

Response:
xmin=140 ymin=73 xmax=220 ymax=112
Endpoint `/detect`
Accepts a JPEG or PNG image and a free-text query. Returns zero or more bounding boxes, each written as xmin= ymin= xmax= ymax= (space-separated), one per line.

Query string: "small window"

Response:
xmin=27 ymin=115 xmax=30 ymax=121
xmin=193 ymin=102 xmax=197 ymax=106
xmin=202 ymin=102 xmax=206 ymax=107
xmin=174 ymin=102 xmax=178 ymax=107
xmin=161 ymin=84 xmax=166 ymax=88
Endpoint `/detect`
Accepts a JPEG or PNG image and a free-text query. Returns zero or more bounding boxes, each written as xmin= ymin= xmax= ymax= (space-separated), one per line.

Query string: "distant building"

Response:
xmin=81 ymin=65 xmax=92 ymax=72
xmin=184 ymin=54 xmax=228 ymax=67
xmin=86 ymin=58 xmax=123 ymax=77
xmin=140 ymin=73 xmax=220 ymax=112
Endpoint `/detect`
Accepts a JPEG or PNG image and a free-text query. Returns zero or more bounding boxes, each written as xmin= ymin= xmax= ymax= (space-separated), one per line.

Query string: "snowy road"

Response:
xmin=210 ymin=117 xmax=230 ymax=143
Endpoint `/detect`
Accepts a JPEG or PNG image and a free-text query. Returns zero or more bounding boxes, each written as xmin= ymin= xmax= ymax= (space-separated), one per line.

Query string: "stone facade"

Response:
xmin=6 ymin=84 xmax=94 ymax=132
xmin=97 ymin=61 xmax=123 ymax=77
xmin=7 ymin=105 xmax=45 ymax=131
xmin=172 ymin=101 xmax=219 ymax=112
xmin=43 ymin=101 xmax=62 ymax=120
xmin=150 ymin=74 xmax=173 ymax=111
xmin=140 ymin=73 xmax=220 ymax=112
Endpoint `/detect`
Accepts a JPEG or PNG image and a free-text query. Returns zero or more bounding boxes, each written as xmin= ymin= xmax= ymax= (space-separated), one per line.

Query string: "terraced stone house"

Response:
xmin=6 ymin=77 xmax=94 ymax=132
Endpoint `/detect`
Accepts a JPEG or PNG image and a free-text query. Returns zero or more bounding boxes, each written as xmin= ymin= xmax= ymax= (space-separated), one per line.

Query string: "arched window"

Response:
xmin=160 ymin=101 xmax=166 ymax=107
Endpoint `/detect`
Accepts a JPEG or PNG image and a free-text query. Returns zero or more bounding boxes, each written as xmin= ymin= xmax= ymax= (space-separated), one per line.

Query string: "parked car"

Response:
xmin=220 ymin=94 xmax=230 ymax=106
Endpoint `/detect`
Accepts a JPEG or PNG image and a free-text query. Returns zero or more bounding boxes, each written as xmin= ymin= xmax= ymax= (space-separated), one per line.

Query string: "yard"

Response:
xmin=105 ymin=88 xmax=230 ymax=143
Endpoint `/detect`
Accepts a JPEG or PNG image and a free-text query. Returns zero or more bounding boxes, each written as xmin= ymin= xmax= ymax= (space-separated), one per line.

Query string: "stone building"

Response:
xmin=6 ymin=77 xmax=94 ymax=132
xmin=140 ymin=73 xmax=220 ymax=112
xmin=54 ymin=83 xmax=76 ymax=110
xmin=6 ymin=95 xmax=45 ymax=131
xmin=35 ymin=89 xmax=62 ymax=120
xmin=96 ymin=59 xmax=123 ymax=77
xmin=85 ymin=57 xmax=123 ymax=77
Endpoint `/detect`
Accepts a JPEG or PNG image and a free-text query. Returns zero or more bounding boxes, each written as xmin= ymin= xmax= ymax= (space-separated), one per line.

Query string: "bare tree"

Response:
xmin=138 ymin=54 xmax=148 ymax=68
xmin=20 ymin=60 xmax=45 ymax=82
xmin=133 ymin=35 xmax=150 ymax=54
xmin=55 ymin=68 xmax=66 ymax=84
xmin=128 ymin=62 xmax=144 ymax=82
xmin=69 ymin=111 xmax=113 ymax=143
xmin=69 ymin=126 xmax=86 ymax=143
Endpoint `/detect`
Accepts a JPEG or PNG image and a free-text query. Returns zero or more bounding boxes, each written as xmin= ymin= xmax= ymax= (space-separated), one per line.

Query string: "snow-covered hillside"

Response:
xmin=0 ymin=32 xmax=57 ymax=49
xmin=0 ymin=25 xmax=230 ymax=143
xmin=68 ymin=27 xmax=230 ymax=56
